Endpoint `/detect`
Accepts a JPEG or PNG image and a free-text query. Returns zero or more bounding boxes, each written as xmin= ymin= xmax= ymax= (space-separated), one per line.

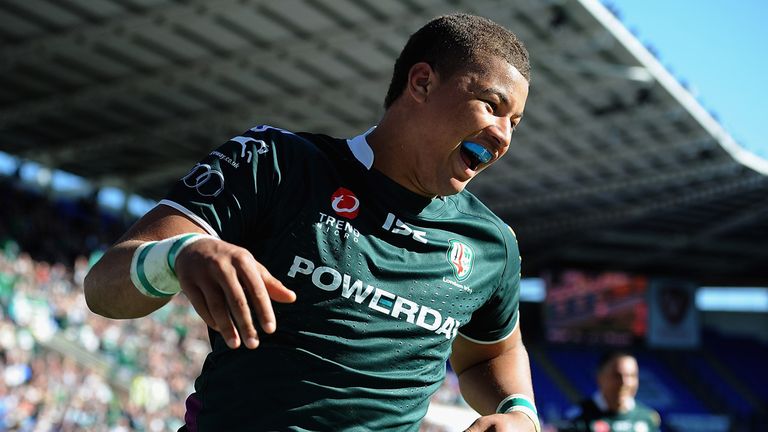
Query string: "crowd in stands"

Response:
xmin=0 ymin=179 xmax=467 ymax=431
xmin=0 ymin=249 xmax=212 ymax=431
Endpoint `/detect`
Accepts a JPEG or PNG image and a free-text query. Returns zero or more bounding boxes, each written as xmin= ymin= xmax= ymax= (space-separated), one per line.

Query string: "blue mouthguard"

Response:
xmin=461 ymin=141 xmax=493 ymax=164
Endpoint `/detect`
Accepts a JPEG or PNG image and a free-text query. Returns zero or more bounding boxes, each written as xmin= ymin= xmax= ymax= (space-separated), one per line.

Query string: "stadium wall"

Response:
xmin=702 ymin=311 xmax=768 ymax=343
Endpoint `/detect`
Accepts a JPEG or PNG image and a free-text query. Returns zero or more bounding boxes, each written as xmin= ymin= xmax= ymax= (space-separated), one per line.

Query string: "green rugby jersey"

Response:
xmin=564 ymin=397 xmax=661 ymax=432
xmin=163 ymin=125 xmax=522 ymax=431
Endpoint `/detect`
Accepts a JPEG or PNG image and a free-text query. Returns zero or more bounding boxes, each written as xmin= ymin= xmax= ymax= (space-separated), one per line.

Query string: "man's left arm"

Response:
xmin=450 ymin=327 xmax=539 ymax=432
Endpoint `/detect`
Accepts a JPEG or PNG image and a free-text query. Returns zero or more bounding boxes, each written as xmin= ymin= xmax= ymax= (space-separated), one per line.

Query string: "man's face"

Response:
xmin=408 ymin=55 xmax=529 ymax=197
xmin=597 ymin=355 xmax=640 ymax=412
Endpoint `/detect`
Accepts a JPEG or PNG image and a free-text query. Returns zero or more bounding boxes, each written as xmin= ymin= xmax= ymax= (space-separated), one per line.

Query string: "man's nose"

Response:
xmin=487 ymin=118 xmax=512 ymax=148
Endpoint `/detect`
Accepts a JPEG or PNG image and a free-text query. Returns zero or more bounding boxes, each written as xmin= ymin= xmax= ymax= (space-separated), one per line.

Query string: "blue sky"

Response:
xmin=607 ymin=0 xmax=767 ymax=158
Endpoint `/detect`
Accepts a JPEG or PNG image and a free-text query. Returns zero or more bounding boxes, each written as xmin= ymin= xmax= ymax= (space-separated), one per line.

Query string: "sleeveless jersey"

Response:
xmin=163 ymin=125 xmax=522 ymax=431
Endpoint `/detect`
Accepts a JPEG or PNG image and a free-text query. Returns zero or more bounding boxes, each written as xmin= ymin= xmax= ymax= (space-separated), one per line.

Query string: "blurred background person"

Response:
xmin=563 ymin=351 xmax=660 ymax=432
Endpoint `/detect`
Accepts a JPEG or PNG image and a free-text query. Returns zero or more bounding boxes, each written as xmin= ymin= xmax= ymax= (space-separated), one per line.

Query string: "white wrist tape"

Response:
xmin=130 ymin=233 xmax=211 ymax=298
xmin=497 ymin=394 xmax=541 ymax=432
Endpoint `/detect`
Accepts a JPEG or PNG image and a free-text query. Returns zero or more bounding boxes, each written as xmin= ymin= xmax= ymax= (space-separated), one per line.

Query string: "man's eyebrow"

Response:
xmin=479 ymin=88 xmax=525 ymax=120
xmin=479 ymin=87 xmax=509 ymax=105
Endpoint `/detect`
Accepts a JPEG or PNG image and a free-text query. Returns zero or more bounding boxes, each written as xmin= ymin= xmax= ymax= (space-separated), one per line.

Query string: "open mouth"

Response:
xmin=460 ymin=141 xmax=493 ymax=171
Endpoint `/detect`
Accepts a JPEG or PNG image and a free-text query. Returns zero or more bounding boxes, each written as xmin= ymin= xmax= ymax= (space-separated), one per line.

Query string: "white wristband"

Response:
xmin=129 ymin=233 xmax=211 ymax=298
xmin=497 ymin=394 xmax=541 ymax=432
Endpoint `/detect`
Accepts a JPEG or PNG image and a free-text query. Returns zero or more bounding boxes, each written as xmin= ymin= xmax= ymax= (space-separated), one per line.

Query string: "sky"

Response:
xmin=606 ymin=0 xmax=768 ymax=159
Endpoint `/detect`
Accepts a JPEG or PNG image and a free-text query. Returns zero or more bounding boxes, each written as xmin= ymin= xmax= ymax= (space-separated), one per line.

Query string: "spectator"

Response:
xmin=563 ymin=351 xmax=661 ymax=432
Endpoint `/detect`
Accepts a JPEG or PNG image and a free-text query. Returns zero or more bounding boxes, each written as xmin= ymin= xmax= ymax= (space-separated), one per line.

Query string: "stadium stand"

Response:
xmin=677 ymin=350 xmax=753 ymax=417
xmin=527 ymin=350 xmax=574 ymax=424
xmin=633 ymin=351 xmax=707 ymax=415
xmin=706 ymin=332 xmax=768 ymax=404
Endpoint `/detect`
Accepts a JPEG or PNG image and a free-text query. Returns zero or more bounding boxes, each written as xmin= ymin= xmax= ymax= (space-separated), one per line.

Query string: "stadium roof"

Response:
xmin=1 ymin=0 xmax=766 ymax=285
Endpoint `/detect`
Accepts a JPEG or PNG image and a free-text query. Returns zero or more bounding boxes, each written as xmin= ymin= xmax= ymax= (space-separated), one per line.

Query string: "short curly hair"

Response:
xmin=383 ymin=13 xmax=531 ymax=109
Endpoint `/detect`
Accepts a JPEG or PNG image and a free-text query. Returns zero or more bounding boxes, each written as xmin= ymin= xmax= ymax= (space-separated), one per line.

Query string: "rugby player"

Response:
xmin=85 ymin=13 xmax=539 ymax=432
xmin=564 ymin=351 xmax=661 ymax=432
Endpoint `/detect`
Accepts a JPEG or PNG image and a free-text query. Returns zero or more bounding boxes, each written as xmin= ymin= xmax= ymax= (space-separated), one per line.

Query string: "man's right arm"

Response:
xmin=84 ymin=205 xmax=200 ymax=318
xmin=84 ymin=204 xmax=296 ymax=349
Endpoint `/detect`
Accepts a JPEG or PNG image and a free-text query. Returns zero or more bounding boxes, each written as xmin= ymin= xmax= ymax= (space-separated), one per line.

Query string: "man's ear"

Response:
xmin=406 ymin=62 xmax=435 ymax=103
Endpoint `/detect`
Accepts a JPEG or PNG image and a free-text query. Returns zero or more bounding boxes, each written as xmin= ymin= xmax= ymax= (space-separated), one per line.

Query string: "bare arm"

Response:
xmin=84 ymin=204 xmax=295 ymax=349
xmin=84 ymin=205 xmax=204 ymax=318
xmin=450 ymin=328 xmax=537 ymax=431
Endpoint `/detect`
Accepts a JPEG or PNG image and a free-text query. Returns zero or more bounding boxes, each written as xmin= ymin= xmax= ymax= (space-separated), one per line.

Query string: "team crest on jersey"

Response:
xmin=447 ymin=240 xmax=474 ymax=281
xmin=331 ymin=187 xmax=360 ymax=219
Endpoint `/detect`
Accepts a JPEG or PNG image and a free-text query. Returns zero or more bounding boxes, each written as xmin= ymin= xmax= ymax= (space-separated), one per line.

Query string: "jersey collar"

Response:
xmin=346 ymin=126 xmax=376 ymax=170
xmin=594 ymin=391 xmax=636 ymax=413
xmin=346 ymin=126 xmax=446 ymax=218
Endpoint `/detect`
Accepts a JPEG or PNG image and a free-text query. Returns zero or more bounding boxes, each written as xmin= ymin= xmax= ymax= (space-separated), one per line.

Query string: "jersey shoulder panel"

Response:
xmin=162 ymin=124 xmax=339 ymax=242
xmin=448 ymin=190 xmax=522 ymax=343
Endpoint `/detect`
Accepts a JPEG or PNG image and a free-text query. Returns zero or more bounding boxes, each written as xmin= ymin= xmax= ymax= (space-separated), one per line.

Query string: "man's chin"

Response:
xmin=443 ymin=179 xmax=468 ymax=196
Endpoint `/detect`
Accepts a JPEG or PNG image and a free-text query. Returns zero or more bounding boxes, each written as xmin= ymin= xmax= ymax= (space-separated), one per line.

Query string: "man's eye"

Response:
xmin=484 ymin=100 xmax=497 ymax=111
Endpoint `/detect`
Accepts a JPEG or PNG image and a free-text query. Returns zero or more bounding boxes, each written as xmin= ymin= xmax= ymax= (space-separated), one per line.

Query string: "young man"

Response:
xmin=565 ymin=351 xmax=661 ymax=432
xmin=85 ymin=13 xmax=537 ymax=431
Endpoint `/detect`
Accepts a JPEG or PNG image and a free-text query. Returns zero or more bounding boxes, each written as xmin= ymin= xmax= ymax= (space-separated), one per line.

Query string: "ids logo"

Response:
xmin=447 ymin=240 xmax=474 ymax=281
xmin=331 ymin=187 xmax=360 ymax=219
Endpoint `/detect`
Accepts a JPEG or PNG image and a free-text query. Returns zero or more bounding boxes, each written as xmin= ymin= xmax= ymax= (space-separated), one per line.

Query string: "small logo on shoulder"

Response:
xmin=181 ymin=163 xmax=225 ymax=197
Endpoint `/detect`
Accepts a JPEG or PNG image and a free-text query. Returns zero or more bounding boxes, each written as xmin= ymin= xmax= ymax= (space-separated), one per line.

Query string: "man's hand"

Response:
xmin=175 ymin=237 xmax=296 ymax=349
xmin=464 ymin=412 xmax=537 ymax=432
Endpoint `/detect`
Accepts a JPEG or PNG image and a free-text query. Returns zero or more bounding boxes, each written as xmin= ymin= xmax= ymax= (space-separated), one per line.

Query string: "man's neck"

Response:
xmin=365 ymin=113 xmax=433 ymax=198
xmin=366 ymin=115 xmax=407 ymax=171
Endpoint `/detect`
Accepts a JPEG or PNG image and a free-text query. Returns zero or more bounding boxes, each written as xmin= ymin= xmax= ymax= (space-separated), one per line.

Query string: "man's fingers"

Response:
xmin=239 ymin=265 xmax=278 ymax=334
xmin=198 ymin=279 xmax=242 ymax=348
xmin=176 ymin=241 xmax=292 ymax=346
xmin=463 ymin=417 xmax=484 ymax=432
xmin=214 ymin=265 xmax=260 ymax=349
xmin=180 ymin=284 xmax=218 ymax=331
xmin=261 ymin=270 xmax=297 ymax=304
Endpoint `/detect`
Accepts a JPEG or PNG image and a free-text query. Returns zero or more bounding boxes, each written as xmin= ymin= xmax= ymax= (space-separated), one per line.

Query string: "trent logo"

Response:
xmin=447 ymin=240 xmax=474 ymax=281
xmin=331 ymin=187 xmax=360 ymax=219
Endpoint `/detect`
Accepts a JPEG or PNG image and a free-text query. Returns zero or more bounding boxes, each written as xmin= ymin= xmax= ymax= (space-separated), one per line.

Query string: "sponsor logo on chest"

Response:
xmin=287 ymin=255 xmax=461 ymax=339
xmin=331 ymin=187 xmax=359 ymax=219
xmin=316 ymin=187 xmax=362 ymax=242
xmin=314 ymin=186 xmax=476 ymax=294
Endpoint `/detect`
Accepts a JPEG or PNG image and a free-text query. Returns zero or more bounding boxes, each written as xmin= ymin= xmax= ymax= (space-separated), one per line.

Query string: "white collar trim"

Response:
xmin=346 ymin=126 xmax=376 ymax=170
xmin=593 ymin=391 xmax=635 ymax=412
